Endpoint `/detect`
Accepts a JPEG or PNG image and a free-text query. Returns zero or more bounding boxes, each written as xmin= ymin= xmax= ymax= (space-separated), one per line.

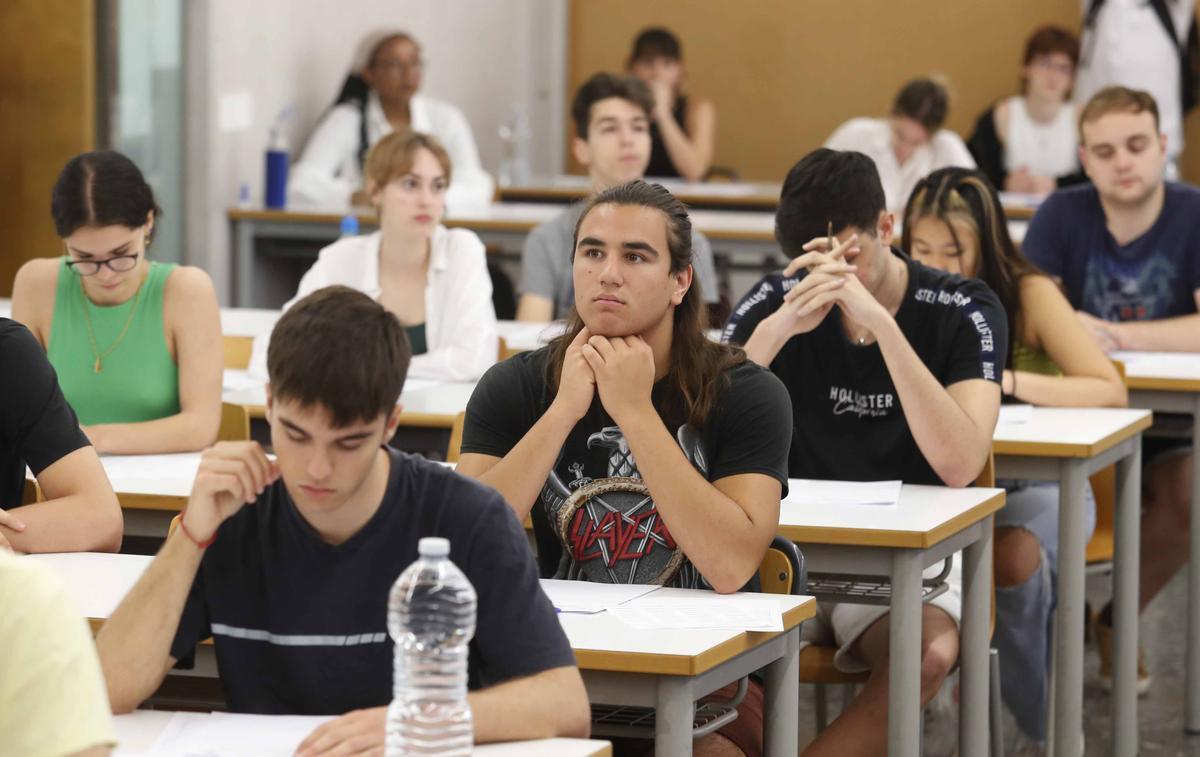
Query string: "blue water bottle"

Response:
xmin=265 ymin=126 xmax=289 ymax=209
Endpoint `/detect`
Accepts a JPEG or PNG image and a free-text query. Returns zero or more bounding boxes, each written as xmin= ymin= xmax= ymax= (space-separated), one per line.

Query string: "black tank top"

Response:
xmin=647 ymin=95 xmax=688 ymax=178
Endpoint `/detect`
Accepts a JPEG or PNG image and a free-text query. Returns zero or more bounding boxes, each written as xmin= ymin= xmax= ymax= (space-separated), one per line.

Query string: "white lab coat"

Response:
xmin=249 ymin=227 xmax=498 ymax=382
xmin=288 ymin=92 xmax=495 ymax=211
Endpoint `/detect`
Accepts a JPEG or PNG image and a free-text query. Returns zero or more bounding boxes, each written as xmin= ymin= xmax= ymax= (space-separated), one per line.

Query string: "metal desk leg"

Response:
xmin=1053 ymin=459 xmax=1087 ymax=757
xmin=655 ymin=675 xmax=695 ymax=757
xmin=1113 ymin=439 xmax=1142 ymax=753
xmin=1188 ymin=397 xmax=1200 ymax=733
xmin=960 ymin=516 xmax=993 ymax=757
xmin=235 ymin=217 xmax=255 ymax=307
xmin=763 ymin=626 xmax=800 ymax=757
xmin=889 ymin=548 xmax=923 ymax=757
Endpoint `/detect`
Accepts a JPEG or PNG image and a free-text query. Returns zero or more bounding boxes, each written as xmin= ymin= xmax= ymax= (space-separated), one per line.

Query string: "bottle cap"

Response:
xmin=418 ymin=537 xmax=450 ymax=557
xmin=340 ymin=214 xmax=359 ymax=236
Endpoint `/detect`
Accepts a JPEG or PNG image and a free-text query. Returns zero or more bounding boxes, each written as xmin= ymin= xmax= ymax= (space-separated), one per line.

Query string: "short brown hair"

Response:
xmin=267 ymin=286 xmax=411 ymax=427
xmin=1023 ymin=25 xmax=1079 ymax=67
xmin=892 ymin=78 xmax=950 ymax=133
xmin=571 ymin=73 xmax=654 ymax=139
xmin=1078 ymin=86 xmax=1161 ymax=142
xmin=363 ymin=130 xmax=452 ymax=192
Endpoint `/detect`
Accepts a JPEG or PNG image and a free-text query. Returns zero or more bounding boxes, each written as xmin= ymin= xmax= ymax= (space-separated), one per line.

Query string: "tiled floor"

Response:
xmin=793 ymin=568 xmax=1200 ymax=754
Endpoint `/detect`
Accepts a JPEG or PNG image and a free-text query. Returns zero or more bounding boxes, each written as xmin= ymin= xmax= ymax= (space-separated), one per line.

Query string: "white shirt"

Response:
xmin=1075 ymin=0 xmax=1194 ymax=160
xmin=1002 ymin=96 xmax=1079 ymax=178
xmin=250 ymin=226 xmax=498 ymax=382
xmin=288 ymin=92 xmax=495 ymax=211
xmin=824 ymin=117 xmax=977 ymax=213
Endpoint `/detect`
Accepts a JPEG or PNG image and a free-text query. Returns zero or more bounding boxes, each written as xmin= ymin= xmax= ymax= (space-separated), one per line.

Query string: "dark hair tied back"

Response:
xmin=50 ymin=151 xmax=161 ymax=238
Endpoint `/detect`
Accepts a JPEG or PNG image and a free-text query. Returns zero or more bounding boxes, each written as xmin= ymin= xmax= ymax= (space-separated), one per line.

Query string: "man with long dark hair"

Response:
xmin=458 ymin=180 xmax=792 ymax=757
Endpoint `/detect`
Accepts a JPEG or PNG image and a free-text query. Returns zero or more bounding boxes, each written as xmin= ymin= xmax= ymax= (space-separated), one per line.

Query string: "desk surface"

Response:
xmin=113 ymin=709 xmax=613 ymax=756
xmin=219 ymin=307 xmax=279 ymax=338
xmin=778 ymin=480 xmax=1004 ymax=549
xmin=39 ymin=552 xmax=813 ymax=679
xmin=98 ymin=453 xmax=197 ymax=511
xmin=992 ymin=407 xmax=1153 ymax=458
xmin=1112 ymin=350 xmax=1200 ymax=392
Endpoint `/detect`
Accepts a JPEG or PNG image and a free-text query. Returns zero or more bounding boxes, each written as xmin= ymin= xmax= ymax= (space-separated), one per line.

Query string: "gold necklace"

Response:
xmin=80 ymin=273 xmax=146 ymax=373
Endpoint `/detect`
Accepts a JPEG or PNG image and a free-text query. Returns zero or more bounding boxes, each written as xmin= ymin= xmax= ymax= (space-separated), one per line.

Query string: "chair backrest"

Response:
xmin=223 ymin=335 xmax=254 ymax=370
xmin=975 ymin=451 xmax=995 ymax=488
xmin=497 ymin=336 xmax=510 ymax=362
xmin=218 ymin=402 xmax=251 ymax=442
xmin=1111 ymin=359 xmax=1127 ymax=380
xmin=445 ymin=412 xmax=466 ymax=463
xmin=758 ymin=535 xmax=807 ymax=596
xmin=168 ymin=513 xmax=181 ymax=539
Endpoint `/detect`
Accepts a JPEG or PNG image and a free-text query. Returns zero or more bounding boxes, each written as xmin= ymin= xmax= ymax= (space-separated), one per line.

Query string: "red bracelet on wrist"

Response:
xmin=177 ymin=510 xmax=217 ymax=549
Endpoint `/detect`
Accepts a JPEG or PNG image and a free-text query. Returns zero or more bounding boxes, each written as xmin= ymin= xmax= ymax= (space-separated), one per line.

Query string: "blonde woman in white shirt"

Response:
xmin=254 ymin=131 xmax=498 ymax=382
xmin=287 ymin=31 xmax=494 ymax=211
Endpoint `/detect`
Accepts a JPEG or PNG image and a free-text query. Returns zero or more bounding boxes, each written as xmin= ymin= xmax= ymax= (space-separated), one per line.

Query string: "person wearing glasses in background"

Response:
xmin=288 ymin=30 xmax=494 ymax=211
xmin=12 ymin=151 xmax=223 ymax=456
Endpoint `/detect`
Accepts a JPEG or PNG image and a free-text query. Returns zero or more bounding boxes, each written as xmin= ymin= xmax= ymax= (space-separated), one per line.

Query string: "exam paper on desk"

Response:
xmin=609 ymin=596 xmax=783 ymax=632
xmin=997 ymin=404 xmax=1034 ymax=425
xmin=538 ymin=579 xmax=660 ymax=614
xmin=785 ymin=479 xmax=902 ymax=507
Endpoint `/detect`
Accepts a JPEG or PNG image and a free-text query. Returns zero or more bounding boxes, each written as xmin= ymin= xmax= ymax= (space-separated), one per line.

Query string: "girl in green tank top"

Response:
xmin=11 ymin=150 xmax=223 ymax=456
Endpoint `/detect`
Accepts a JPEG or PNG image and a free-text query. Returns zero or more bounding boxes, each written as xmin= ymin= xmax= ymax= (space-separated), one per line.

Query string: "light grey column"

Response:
xmin=1113 ymin=437 xmax=1143 ymax=753
xmin=959 ymin=517 xmax=993 ymax=756
xmin=1052 ymin=459 xmax=1087 ymax=757
xmin=1187 ymin=398 xmax=1200 ymax=733
xmin=763 ymin=627 xmax=801 ymax=757
xmin=889 ymin=549 xmax=924 ymax=757
xmin=655 ymin=675 xmax=695 ymax=757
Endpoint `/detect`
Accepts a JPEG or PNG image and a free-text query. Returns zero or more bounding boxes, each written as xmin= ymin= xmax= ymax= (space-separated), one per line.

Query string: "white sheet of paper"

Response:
xmin=997 ymin=404 xmax=1034 ymax=424
xmin=609 ymin=597 xmax=783 ymax=632
xmin=785 ymin=479 xmax=902 ymax=507
xmin=222 ymin=369 xmax=263 ymax=393
xmin=539 ymin=579 xmax=660 ymax=613
xmin=150 ymin=712 xmax=333 ymax=756
xmin=1111 ymin=350 xmax=1200 ymax=379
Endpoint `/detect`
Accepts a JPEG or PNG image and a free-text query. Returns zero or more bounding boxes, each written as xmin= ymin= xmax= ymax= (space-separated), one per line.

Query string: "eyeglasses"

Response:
xmin=65 ymin=252 xmax=141 ymax=276
xmin=1033 ymin=57 xmax=1074 ymax=76
xmin=372 ymin=59 xmax=423 ymax=76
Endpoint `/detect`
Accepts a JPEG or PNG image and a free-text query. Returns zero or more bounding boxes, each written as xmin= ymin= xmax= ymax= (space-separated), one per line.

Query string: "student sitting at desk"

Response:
xmin=1 ymin=550 xmax=116 ymax=755
xmin=252 ymin=130 xmax=498 ymax=382
xmin=1022 ymin=85 xmax=1200 ymax=693
xmin=12 ymin=151 xmax=222 ymax=456
xmin=627 ymin=27 xmax=717 ymax=182
xmin=0 ymin=318 xmax=122 ymax=553
xmin=458 ymin=180 xmax=792 ymax=757
xmin=723 ymin=149 xmax=1007 ymax=756
xmin=515 ymin=73 xmax=720 ymax=323
xmin=825 ymin=77 xmax=976 ymax=214
xmin=967 ymin=25 xmax=1084 ymax=195
xmin=288 ymin=30 xmax=493 ymax=211
xmin=97 ymin=287 xmax=589 ymax=751
xmin=903 ymin=166 xmax=1126 ymax=749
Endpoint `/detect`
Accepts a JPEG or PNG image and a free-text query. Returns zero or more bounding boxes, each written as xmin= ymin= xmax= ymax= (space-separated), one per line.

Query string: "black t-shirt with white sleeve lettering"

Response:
xmin=460 ymin=347 xmax=793 ymax=588
xmin=169 ymin=448 xmax=575 ymax=715
xmin=723 ymin=249 xmax=1008 ymax=485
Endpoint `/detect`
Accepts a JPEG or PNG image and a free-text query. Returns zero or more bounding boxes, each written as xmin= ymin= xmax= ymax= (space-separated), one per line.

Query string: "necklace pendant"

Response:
xmin=93 ymin=357 xmax=102 ymax=374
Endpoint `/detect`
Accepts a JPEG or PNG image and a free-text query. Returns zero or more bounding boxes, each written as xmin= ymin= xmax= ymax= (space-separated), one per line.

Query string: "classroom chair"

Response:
xmin=223 ymin=335 xmax=254 ymax=370
xmin=799 ymin=455 xmax=1002 ymax=754
xmin=587 ymin=536 xmax=807 ymax=744
xmin=1085 ymin=360 xmax=1126 ymax=573
xmin=445 ymin=412 xmax=466 ymax=463
xmin=217 ymin=402 xmax=251 ymax=443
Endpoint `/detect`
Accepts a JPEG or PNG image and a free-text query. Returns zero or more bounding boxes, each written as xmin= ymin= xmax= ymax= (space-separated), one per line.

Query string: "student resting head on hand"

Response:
xmin=12 ymin=150 xmax=223 ymax=457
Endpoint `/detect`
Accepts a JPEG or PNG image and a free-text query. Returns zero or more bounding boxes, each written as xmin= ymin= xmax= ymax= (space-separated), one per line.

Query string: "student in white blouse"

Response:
xmin=825 ymin=78 xmax=976 ymax=213
xmin=254 ymin=131 xmax=498 ymax=382
xmin=287 ymin=31 xmax=494 ymax=211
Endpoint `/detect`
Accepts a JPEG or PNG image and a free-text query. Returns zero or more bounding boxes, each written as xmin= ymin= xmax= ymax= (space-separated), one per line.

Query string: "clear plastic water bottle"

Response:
xmin=386 ymin=537 xmax=477 ymax=756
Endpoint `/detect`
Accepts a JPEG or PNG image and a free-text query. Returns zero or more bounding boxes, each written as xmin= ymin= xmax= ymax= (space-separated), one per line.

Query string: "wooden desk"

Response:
xmin=42 ymin=553 xmax=810 ymax=757
xmin=497 ymin=176 xmax=782 ymax=211
xmin=779 ymin=480 xmax=1002 ymax=757
xmin=228 ymin=205 xmax=779 ymax=308
xmin=112 ymin=709 xmax=613 ymax=756
xmin=99 ymin=453 xmax=197 ymax=512
xmin=1112 ymin=351 xmax=1200 ymax=733
xmin=992 ymin=407 xmax=1152 ymax=755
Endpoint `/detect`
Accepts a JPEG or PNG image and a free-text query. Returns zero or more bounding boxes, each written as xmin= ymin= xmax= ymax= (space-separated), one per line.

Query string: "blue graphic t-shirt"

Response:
xmin=1022 ymin=182 xmax=1200 ymax=321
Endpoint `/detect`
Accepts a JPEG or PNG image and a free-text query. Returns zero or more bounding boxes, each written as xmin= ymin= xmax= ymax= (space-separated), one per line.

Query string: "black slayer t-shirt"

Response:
xmin=461 ymin=348 xmax=793 ymax=588
xmin=1 ymin=319 xmax=90 ymax=508
xmin=723 ymin=249 xmax=1008 ymax=485
xmin=169 ymin=449 xmax=575 ymax=715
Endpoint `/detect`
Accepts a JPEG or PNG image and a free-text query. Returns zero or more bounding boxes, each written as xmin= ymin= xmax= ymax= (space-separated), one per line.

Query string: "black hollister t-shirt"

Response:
xmin=460 ymin=347 xmax=793 ymax=588
xmin=169 ymin=448 xmax=575 ymax=715
xmin=722 ymin=249 xmax=1008 ymax=485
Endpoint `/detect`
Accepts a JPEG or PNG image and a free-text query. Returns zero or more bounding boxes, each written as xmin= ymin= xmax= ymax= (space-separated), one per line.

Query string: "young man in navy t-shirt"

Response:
xmin=96 ymin=286 xmax=589 ymax=751
xmin=724 ymin=148 xmax=1007 ymax=756
xmin=1023 ymin=85 xmax=1200 ymax=693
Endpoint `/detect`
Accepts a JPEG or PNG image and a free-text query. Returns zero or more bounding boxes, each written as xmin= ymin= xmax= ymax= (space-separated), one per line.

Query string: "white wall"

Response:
xmin=185 ymin=0 xmax=567 ymax=303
